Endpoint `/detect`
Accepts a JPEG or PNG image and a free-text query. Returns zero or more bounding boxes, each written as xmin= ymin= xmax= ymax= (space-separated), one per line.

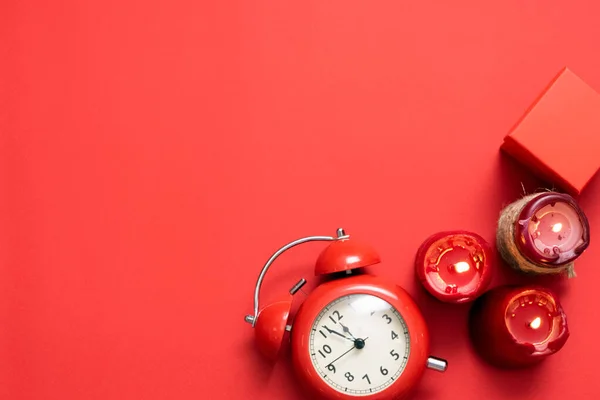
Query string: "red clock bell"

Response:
xmin=244 ymin=228 xmax=447 ymax=400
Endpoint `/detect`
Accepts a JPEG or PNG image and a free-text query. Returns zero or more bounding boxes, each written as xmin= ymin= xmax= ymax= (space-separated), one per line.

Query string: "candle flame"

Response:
xmin=529 ymin=317 xmax=542 ymax=329
xmin=552 ymin=223 xmax=563 ymax=233
xmin=453 ymin=261 xmax=470 ymax=273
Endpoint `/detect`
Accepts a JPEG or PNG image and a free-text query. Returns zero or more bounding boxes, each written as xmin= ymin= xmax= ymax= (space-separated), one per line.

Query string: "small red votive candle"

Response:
xmin=497 ymin=192 xmax=590 ymax=278
xmin=468 ymin=285 xmax=569 ymax=368
xmin=415 ymin=231 xmax=493 ymax=303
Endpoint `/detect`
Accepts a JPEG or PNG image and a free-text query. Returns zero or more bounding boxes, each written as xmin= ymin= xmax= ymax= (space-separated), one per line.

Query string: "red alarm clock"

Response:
xmin=244 ymin=228 xmax=447 ymax=400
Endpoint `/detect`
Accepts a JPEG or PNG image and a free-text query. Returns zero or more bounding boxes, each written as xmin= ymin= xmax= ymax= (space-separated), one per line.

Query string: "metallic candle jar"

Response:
xmin=496 ymin=192 xmax=590 ymax=278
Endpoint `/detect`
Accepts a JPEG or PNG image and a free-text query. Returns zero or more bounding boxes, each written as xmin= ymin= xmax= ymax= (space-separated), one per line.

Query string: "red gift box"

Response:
xmin=501 ymin=67 xmax=600 ymax=195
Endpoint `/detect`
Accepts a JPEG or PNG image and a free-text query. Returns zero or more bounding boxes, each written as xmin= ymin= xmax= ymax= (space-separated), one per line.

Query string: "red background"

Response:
xmin=2 ymin=1 xmax=600 ymax=399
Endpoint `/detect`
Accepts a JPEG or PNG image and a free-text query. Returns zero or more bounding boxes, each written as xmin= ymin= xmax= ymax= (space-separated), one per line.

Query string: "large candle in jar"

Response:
xmin=415 ymin=231 xmax=493 ymax=303
xmin=496 ymin=192 xmax=590 ymax=278
xmin=468 ymin=285 xmax=569 ymax=368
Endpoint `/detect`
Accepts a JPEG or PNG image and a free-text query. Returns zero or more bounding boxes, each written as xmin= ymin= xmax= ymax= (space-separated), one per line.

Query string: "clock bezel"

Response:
xmin=308 ymin=293 xmax=411 ymax=395
xmin=290 ymin=274 xmax=430 ymax=400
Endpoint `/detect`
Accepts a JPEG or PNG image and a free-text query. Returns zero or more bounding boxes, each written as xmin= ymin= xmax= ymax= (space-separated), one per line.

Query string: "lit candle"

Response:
xmin=415 ymin=231 xmax=493 ymax=303
xmin=496 ymin=192 xmax=590 ymax=278
xmin=468 ymin=285 xmax=569 ymax=368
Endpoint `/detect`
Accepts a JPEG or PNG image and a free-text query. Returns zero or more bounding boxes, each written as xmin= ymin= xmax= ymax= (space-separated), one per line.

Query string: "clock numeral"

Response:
xmin=320 ymin=325 xmax=334 ymax=338
xmin=327 ymin=364 xmax=336 ymax=374
xmin=318 ymin=344 xmax=332 ymax=358
xmin=362 ymin=374 xmax=371 ymax=385
xmin=390 ymin=349 xmax=400 ymax=361
xmin=344 ymin=372 xmax=354 ymax=382
xmin=329 ymin=310 xmax=343 ymax=324
xmin=380 ymin=366 xmax=389 ymax=376
xmin=391 ymin=330 xmax=398 ymax=340
xmin=382 ymin=314 xmax=392 ymax=324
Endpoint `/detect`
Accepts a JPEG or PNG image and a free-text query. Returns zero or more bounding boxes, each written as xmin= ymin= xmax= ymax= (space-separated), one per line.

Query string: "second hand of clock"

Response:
xmin=325 ymin=337 xmax=369 ymax=368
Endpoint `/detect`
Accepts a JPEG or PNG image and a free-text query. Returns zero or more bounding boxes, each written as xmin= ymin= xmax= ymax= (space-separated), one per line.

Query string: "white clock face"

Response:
xmin=309 ymin=293 xmax=410 ymax=396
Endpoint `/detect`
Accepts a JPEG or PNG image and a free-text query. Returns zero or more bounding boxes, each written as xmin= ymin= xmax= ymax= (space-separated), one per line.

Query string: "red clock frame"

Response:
xmin=290 ymin=274 xmax=430 ymax=400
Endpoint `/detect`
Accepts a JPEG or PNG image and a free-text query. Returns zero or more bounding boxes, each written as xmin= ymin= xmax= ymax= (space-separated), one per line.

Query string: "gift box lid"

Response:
xmin=501 ymin=67 xmax=600 ymax=196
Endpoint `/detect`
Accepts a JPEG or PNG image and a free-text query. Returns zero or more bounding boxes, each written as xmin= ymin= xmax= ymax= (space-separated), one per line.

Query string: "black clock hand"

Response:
xmin=323 ymin=326 xmax=354 ymax=342
xmin=325 ymin=337 xmax=369 ymax=368
xmin=339 ymin=322 xmax=356 ymax=340
xmin=325 ymin=346 xmax=355 ymax=368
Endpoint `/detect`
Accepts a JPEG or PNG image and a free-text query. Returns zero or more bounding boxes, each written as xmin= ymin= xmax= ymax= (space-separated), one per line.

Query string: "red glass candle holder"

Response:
xmin=497 ymin=191 xmax=590 ymax=278
xmin=415 ymin=231 xmax=493 ymax=303
xmin=468 ymin=285 xmax=569 ymax=368
xmin=515 ymin=192 xmax=589 ymax=265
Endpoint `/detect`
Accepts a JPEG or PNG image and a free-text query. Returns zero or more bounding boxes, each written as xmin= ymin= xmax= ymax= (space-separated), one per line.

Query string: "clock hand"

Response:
xmin=325 ymin=337 xmax=369 ymax=368
xmin=325 ymin=346 xmax=355 ymax=368
xmin=323 ymin=326 xmax=354 ymax=342
xmin=339 ymin=322 xmax=356 ymax=340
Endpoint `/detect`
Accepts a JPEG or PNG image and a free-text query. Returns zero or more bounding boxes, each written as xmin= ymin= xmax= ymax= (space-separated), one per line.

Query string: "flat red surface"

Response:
xmin=2 ymin=1 xmax=600 ymax=399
